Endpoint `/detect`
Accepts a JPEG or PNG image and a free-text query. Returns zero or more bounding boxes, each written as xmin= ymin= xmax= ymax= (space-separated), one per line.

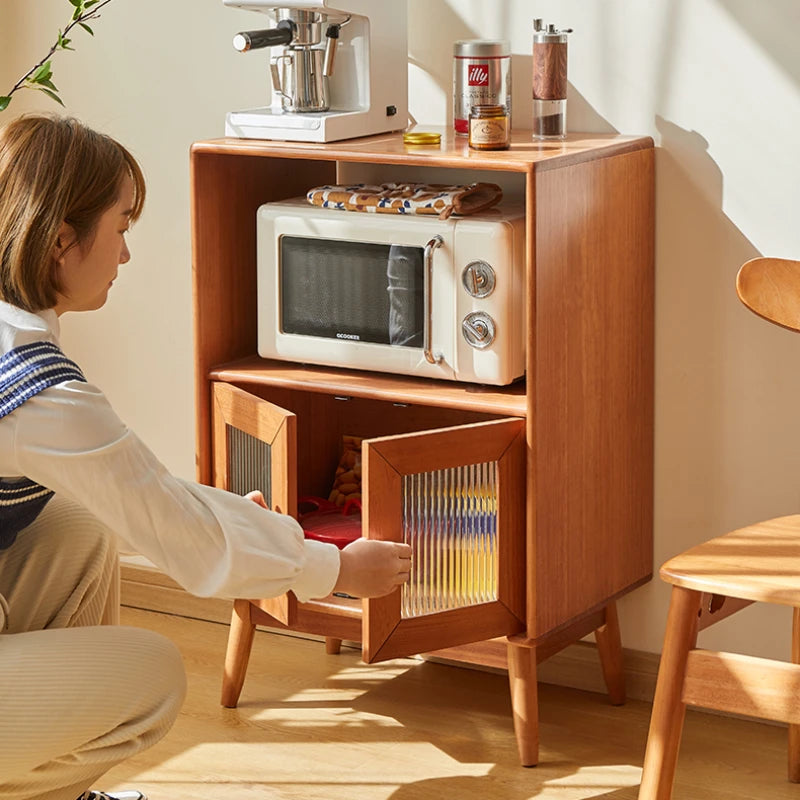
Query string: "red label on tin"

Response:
xmin=468 ymin=64 xmax=489 ymax=86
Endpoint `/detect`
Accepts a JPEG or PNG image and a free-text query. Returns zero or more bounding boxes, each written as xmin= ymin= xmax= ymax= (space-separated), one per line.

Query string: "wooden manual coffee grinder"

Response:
xmin=532 ymin=19 xmax=572 ymax=140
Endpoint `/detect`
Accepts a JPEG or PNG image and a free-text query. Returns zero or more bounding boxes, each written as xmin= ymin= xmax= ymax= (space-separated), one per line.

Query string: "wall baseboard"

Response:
xmin=121 ymin=558 xmax=661 ymax=703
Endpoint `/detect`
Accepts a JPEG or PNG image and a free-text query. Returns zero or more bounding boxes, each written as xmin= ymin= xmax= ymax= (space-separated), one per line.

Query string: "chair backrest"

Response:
xmin=737 ymin=257 xmax=800 ymax=332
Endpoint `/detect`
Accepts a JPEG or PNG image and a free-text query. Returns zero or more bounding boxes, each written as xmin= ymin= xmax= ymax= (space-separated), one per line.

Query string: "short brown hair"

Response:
xmin=0 ymin=114 xmax=145 ymax=312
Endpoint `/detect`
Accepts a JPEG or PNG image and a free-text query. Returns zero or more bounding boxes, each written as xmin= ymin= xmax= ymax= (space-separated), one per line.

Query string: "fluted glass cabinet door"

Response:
xmin=212 ymin=381 xmax=298 ymax=624
xmin=363 ymin=418 xmax=526 ymax=663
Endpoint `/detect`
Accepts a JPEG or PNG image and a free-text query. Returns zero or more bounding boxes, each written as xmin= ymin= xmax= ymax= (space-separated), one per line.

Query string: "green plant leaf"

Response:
xmin=28 ymin=71 xmax=53 ymax=86
xmin=1 ymin=0 xmax=113 ymax=114
xmin=37 ymin=87 xmax=65 ymax=106
xmin=29 ymin=61 xmax=53 ymax=83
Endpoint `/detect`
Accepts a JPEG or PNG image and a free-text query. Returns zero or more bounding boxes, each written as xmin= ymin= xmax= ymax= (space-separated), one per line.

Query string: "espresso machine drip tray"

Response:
xmin=226 ymin=106 xmax=365 ymax=140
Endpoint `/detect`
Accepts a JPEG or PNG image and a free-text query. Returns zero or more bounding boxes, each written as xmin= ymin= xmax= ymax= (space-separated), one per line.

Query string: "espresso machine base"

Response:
xmin=225 ymin=106 xmax=404 ymax=143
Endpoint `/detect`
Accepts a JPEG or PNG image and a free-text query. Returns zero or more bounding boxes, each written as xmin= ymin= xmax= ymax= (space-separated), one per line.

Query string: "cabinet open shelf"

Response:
xmin=209 ymin=355 xmax=527 ymax=416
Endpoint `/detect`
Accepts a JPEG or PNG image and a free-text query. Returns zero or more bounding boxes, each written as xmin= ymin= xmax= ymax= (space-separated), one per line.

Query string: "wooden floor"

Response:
xmin=102 ymin=607 xmax=800 ymax=800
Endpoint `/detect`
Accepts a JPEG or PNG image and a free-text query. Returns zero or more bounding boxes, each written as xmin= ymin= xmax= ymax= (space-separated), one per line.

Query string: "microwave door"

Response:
xmin=279 ymin=235 xmax=426 ymax=349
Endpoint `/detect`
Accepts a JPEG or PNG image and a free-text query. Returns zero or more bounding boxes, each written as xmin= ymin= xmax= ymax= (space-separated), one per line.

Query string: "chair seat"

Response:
xmin=660 ymin=514 xmax=800 ymax=606
xmin=737 ymin=257 xmax=800 ymax=332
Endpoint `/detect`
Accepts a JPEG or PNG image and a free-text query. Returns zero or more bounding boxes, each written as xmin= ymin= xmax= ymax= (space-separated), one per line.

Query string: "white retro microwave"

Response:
xmin=256 ymin=198 xmax=526 ymax=385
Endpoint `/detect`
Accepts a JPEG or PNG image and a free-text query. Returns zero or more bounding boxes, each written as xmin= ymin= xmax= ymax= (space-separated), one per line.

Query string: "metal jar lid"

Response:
xmin=453 ymin=40 xmax=510 ymax=58
xmin=403 ymin=131 xmax=442 ymax=146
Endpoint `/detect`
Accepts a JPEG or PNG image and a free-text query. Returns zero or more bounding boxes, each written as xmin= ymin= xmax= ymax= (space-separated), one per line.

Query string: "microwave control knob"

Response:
xmin=462 ymin=312 xmax=496 ymax=349
xmin=462 ymin=261 xmax=496 ymax=298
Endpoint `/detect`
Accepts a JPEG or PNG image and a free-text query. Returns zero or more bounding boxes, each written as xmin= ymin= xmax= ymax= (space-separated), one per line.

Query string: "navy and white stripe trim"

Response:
xmin=0 ymin=477 xmax=54 ymax=549
xmin=0 ymin=479 xmax=53 ymax=507
xmin=0 ymin=341 xmax=85 ymax=420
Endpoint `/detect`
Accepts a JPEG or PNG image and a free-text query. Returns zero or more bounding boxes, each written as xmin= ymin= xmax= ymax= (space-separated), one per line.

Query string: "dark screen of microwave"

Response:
xmin=279 ymin=236 xmax=424 ymax=347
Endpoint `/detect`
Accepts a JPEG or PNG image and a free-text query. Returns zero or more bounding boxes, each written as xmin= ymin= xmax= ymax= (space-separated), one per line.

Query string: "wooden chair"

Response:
xmin=639 ymin=257 xmax=800 ymax=799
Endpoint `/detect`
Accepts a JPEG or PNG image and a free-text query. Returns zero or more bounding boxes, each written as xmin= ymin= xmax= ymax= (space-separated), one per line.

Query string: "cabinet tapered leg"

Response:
xmin=507 ymin=639 xmax=539 ymax=767
xmin=325 ymin=637 xmax=343 ymax=654
xmin=595 ymin=601 xmax=626 ymax=705
xmin=221 ymin=598 xmax=257 ymax=708
xmin=790 ymin=608 xmax=800 ymax=782
xmin=638 ymin=586 xmax=701 ymax=800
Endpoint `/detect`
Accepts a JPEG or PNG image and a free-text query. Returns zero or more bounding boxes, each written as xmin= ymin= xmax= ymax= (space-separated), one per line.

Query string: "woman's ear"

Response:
xmin=52 ymin=222 xmax=77 ymax=264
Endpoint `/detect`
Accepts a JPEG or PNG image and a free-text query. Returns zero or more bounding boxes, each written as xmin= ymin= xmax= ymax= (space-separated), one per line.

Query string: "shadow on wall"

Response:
xmin=648 ymin=114 xmax=800 ymax=568
xmin=567 ymin=84 xmax=618 ymax=133
xmin=405 ymin=0 xmax=535 ymax=131
xmin=718 ymin=0 xmax=800 ymax=87
xmin=618 ymin=114 xmax=800 ymax=654
xmin=653 ymin=115 xmax=755 ymax=547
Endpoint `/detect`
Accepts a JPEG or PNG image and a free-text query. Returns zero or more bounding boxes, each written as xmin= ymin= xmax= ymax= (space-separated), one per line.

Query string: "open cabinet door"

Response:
xmin=212 ymin=381 xmax=298 ymax=624
xmin=363 ymin=417 xmax=526 ymax=663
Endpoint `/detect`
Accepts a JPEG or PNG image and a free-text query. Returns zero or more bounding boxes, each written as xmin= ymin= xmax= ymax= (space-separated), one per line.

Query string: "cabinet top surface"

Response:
xmin=191 ymin=128 xmax=653 ymax=172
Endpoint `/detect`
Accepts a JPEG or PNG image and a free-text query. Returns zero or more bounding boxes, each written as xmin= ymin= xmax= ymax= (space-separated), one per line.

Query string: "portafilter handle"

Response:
xmin=233 ymin=20 xmax=293 ymax=52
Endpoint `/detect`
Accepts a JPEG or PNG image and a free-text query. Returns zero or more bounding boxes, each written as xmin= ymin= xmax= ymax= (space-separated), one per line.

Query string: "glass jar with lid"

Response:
xmin=468 ymin=104 xmax=510 ymax=150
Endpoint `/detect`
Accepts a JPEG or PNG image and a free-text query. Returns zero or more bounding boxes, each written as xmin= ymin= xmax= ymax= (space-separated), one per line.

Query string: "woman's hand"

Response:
xmin=244 ymin=490 xmax=269 ymax=510
xmin=334 ymin=538 xmax=412 ymax=599
xmin=245 ymin=491 xmax=411 ymax=599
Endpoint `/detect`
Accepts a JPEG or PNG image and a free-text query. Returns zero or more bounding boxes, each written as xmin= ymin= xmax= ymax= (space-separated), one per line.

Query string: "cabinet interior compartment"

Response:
xmin=225 ymin=382 xmax=508 ymax=502
xmin=212 ymin=379 xmax=526 ymax=644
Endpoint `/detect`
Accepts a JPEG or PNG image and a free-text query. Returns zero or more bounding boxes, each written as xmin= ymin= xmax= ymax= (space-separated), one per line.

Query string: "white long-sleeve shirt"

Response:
xmin=0 ymin=301 xmax=341 ymax=602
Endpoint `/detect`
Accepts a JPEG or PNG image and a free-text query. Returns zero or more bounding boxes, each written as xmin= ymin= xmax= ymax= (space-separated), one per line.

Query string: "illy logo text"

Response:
xmin=468 ymin=64 xmax=489 ymax=86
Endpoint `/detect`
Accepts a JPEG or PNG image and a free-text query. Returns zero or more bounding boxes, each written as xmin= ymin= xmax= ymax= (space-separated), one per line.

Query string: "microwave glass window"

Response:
xmin=279 ymin=236 xmax=424 ymax=347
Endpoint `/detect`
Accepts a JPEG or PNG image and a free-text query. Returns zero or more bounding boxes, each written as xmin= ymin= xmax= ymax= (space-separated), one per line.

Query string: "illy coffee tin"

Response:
xmin=453 ymin=40 xmax=511 ymax=136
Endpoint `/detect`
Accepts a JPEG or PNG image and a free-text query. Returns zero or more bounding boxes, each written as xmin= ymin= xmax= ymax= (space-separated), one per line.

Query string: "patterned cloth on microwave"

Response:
xmin=306 ymin=182 xmax=503 ymax=220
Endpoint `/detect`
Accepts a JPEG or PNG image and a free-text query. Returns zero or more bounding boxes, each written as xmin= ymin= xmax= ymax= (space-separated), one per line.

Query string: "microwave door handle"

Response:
xmin=423 ymin=235 xmax=445 ymax=364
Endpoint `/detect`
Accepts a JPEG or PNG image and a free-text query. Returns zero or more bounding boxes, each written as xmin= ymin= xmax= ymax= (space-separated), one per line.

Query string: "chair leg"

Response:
xmin=639 ymin=586 xmax=701 ymax=800
xmin=595 ymin=600 xmax=626 ymax=705
xmin=507 ymin=639 xmax=539 ymax=767
xmin=790 ymin=608 xmax=800 ymax=782
xmin=221 ymin=598 xmax=257 ymax=708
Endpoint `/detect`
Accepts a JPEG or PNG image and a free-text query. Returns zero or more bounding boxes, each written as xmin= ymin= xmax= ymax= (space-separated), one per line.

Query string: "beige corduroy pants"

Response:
xmin=0 ymin=496 xmax=186 ymax=800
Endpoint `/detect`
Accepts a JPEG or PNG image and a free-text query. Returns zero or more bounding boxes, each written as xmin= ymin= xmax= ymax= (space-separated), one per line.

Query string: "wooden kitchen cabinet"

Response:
xmin=190 ymin=129 xmax=655 ymax=767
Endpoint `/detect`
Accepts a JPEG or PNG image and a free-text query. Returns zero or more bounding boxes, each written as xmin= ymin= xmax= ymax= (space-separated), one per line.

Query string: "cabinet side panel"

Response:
xmin=532 ymin=147 xmax=655 ymax=636
xmin=191 ymin=151 xmax=336 ymax=483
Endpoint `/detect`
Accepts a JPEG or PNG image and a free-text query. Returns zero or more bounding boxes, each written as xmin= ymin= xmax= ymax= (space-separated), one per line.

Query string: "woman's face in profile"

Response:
xmin=54 ymin=174 xmax=134 ymax=315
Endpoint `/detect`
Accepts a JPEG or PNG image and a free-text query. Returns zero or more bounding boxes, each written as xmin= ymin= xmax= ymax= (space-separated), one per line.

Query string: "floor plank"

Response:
xmin=100 ymin=607 xmax=798 ymax=800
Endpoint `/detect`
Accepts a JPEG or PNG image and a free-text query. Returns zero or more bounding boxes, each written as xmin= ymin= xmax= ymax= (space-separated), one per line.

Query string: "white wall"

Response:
xmin=4 ymin=0 xmax=800 ymax=660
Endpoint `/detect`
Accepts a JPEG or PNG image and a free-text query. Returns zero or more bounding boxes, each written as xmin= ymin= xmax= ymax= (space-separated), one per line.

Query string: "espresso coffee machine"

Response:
xmin=222 ymin=0 xmax=408 ymax=142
